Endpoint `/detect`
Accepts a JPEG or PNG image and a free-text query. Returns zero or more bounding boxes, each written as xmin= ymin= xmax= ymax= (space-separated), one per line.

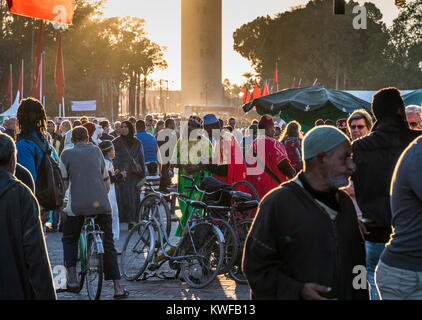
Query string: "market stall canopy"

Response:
xmin=345 ymin=90 xmax=414 ymax=103
xmin=243 ymin=85 xmax=371 ymax=131
xmin=402 ymin=89 xmax=422 ymax=106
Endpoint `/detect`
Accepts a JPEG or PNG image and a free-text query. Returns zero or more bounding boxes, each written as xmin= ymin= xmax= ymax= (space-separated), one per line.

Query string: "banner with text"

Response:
xmin=71 ymin=100 xmax=96 ymax=111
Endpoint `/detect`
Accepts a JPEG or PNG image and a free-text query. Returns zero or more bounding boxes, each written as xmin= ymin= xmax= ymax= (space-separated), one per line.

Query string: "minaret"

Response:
xmin=181 ymin=0 xmax=223 ymax=107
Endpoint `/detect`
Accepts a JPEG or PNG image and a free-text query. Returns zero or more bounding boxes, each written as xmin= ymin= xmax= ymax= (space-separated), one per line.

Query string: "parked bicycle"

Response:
xmin=184 ymin=176 xmax=259 ymax=283
xmin=121 ymin=181 xmax=225 ymax=288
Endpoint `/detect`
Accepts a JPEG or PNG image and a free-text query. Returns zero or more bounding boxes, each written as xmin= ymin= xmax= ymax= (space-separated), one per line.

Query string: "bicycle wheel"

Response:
xmin=138 ymin=193 xmax=171 ymax=238
xmin=75 ymin=234 xmax=86 ymax=293
xmin=211 ymin=217 xmax=239 ymax=275
xmin=180 ymin=222 xmax=224 ymax=289
xmin=229 ymin=218 xmax=253 ymax=284
xmin=121 ymin=221 xmax=155 ymax=281
xmin=231 ymin=180 xmax=260 ymax=219
xmin=231 ymin=180 xmax=260 ymax=202
xmin=85 ymin=234 xmax=103 ymax=300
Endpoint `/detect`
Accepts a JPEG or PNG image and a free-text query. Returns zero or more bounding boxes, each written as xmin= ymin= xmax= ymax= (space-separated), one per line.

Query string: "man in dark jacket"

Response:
xmin=352 ymin=87 xmax=422 ymax=300
xmin=0 ymin=132 xmax=56 ymax=300
xmin=243 ymin=126 xmax=368 ymax=300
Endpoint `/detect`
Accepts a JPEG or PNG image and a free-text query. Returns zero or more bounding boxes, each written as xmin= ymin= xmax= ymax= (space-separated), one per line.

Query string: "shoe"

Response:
xmin=66 ymin=267 xmax=80 ymax=292
xmin=128 ymin=223 xmax=134 ymax=231
xmin=116 ymin=250 xmax=122 ymax=255
xmin=113 ymin=289 xmax=129 ymax=300
xmin=45 ymin=227 xmax=58 ymax=233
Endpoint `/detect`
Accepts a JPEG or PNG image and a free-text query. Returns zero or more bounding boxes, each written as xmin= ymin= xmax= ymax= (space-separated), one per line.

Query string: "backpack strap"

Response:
xmin=23 ymin=134 xmax=49 ymax=155
xmin=252 ymin=148 xmax=282 ymax=185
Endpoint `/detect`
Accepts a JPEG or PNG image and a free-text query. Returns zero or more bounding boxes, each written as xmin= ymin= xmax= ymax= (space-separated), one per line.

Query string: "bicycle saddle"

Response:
xmin=234 ymin=200 xmax=259 ymax=211
xmin=229 ymin=191 xmax=252 ymax=201
xmin=185 ymin=200 xmax=208 ymax=210
xmin=200 ymin=176 xmax=231 ymax=192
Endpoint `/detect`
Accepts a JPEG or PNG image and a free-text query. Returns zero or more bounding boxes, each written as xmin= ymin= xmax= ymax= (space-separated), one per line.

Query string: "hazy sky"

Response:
xmin=103 ymin=0 xmax=400 ymax=90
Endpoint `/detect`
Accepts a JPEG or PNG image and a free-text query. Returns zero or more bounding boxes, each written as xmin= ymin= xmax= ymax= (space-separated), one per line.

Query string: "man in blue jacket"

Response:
xmin=135 ymin=119 xmax=160 ymax=175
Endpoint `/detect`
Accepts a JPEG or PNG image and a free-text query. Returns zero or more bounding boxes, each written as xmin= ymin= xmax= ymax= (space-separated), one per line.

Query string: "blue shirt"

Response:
xmin=135 ymin=130 xmax=158 ymax=163
xmin=16 ymin=131 xmax=49 ymax=182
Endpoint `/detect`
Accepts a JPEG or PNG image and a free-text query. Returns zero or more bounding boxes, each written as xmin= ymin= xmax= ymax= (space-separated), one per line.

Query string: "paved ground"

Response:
xmin=45 ymin=219 xmax=250 ymax=300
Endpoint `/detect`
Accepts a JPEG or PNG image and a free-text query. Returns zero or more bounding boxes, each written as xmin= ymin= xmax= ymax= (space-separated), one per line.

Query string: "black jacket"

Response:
xmin=0 ymin=170 xmax=56 ymax=300
xmin=242 ymin=179 xmax=368 ymax=300
xmin=352 ymin=115 xmax=422 ymax=243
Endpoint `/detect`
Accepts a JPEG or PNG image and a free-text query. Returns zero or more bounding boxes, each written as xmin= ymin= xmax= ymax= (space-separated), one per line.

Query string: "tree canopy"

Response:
xmin=233 ymin=0 xmax=422 ymax=91
xmin=0 ymin=0 xmax=167 ymax=118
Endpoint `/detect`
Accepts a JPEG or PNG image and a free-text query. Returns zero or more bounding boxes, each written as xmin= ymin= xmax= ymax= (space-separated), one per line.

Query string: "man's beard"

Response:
xmin=327 ymin=174 xmax=350 ymax=189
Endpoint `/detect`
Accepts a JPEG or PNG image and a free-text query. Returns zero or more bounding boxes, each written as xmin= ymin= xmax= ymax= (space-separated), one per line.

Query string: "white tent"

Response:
xmin=0 ymin=91 xmax=20 ymax=117
xmin=344 ymin=90 xmax=414 ymax=103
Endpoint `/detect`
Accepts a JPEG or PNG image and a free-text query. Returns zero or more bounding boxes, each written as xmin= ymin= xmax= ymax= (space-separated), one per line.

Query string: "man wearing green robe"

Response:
xmin=172 ymin=115 xmax=212 ymax=237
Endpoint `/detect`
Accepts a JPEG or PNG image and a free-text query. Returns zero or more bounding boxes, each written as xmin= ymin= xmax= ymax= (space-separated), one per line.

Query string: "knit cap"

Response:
xmin=302 ymin=125 xmax=350 ymax=160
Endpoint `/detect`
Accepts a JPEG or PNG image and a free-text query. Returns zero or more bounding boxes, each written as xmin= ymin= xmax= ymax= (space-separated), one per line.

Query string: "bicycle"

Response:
xmin=74 ymin=216 xmax=104 ymax=300
xmin=184 ymin=176 xmax=258 ymax=281
xmin=136 ymin=180 xmax=172 ymax=239
xmin=121 ymin=181 xmax=225 ymax=288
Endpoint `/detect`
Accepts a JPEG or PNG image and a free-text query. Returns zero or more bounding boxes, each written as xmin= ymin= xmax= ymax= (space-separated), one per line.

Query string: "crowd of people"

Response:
xmin=2 ymin=86 xmax=422 ymax=300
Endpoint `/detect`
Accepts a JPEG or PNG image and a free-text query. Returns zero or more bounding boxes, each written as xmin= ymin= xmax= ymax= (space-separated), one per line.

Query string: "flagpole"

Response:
xmin=39 ymin=52 xmax=43 ymax=103
xmin=9 ymin=64 xmax=13 ymax=107
xmin=21 ymin=59 xmax=24 ymax=101
xmin=62 ymin=96 xmax=65 ymax=117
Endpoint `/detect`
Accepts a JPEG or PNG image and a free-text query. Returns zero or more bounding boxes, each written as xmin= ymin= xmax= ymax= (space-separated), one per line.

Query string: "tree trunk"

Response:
xmin=335 ymin=58 xmax=340 ymax=90
xmin=343 ymin=65 xmax=347 ymax=90
xmin=129 ymin=71 xmax=136 ymax=116
xmin=142 ymin=75 xmax=147 ymax=116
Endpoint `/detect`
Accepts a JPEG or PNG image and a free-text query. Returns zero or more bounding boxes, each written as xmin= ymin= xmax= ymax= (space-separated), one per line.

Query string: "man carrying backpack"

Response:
xmin=16 ymin=98 xmax=65 ymax=228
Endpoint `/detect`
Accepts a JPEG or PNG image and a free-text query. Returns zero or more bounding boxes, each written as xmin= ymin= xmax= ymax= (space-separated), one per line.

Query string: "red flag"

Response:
xmin=252 ymin=83 xmax=261 ymax=99
xmin=7 ymin=0 xmax=74 ymax=25
xmin=272 ymin=62 xmax=279 ymax=93
xmin=31 ymin=21 xmax=43 ymax=99
xmin=8 ymin=64 xmax=12 ymax=107
xmin=55 ymin=34 xmax=65 ymax=103
xmin=261 ymin=81 xmax=269 ymax=96
xmin=291 ymin=77 xmax=296 ymax=89
xmin=42 ymin=51 xmax=45 ymax=103
xmin=243 ymin=86 xmax=251 ymax=104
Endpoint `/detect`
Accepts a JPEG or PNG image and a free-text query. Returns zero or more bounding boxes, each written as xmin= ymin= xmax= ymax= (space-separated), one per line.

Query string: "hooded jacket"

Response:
xmin=0 ymin=170 xmax=56 ymax=300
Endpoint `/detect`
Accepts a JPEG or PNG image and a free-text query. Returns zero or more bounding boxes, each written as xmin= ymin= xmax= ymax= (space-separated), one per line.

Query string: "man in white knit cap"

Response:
xmin=243 ymin=125 xmax=368 ymax=300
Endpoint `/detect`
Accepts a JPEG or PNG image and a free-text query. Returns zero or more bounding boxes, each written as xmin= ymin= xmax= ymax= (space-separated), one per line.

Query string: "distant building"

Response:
xmin=181 ymin=0 xmax=223 ymax=107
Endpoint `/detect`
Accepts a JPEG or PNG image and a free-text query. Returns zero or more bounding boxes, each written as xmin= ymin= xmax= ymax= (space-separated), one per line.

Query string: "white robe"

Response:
xmin=105 ymin=158 xmax=119 ymax=241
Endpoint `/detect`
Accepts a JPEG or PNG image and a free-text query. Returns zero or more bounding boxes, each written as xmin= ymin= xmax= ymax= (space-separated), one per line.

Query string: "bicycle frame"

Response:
xmin=80 ymin=218 xmax=104 ymax=258
xmin=142 ymin=191 xmax=225 ymax=269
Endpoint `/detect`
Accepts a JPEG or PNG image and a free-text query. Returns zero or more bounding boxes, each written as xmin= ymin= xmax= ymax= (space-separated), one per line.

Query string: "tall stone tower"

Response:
xmin=181 ymin=0 xmax=223 ymax=107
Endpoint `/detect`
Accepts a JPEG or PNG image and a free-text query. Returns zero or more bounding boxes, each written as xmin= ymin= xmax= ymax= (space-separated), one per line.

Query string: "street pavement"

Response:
xmin=45 ymin=220 xmax=250 ymax=301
